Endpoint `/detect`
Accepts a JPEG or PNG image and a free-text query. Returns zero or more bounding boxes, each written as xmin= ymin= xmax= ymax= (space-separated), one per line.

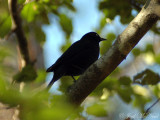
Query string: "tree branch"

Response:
xmin=8 ymin=0 xmax=30 ymax=64
xmin=67 ymin=0 xmax=160 ymax=105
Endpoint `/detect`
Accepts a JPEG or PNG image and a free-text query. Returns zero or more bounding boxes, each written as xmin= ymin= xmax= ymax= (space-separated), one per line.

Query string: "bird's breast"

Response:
xmin=65 ymin=44 xmax=100 ymax=76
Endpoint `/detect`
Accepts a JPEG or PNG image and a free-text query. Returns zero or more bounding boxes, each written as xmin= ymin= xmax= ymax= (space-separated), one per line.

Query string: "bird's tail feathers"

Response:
xmin=47 ymin=71 xmax=65 ymax=90
xmin=47 ymin=78 xmax=55 ymax=90
xmin=46 ymin=64 xmax=56 ymax=72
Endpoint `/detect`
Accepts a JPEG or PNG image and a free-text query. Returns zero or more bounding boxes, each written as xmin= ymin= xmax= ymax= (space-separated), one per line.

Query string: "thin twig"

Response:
xmin=142 ymin=98 xmax=160 ymax=120
xmin=8 ymin=0 xmax=30 ymax=65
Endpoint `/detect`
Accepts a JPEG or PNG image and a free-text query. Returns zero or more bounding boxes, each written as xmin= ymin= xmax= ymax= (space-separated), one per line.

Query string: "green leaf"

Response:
xmin=117 ymin=87 xmax=133 ymax=103
xmin=33 ymin=24 xmax=46 ymax=44
xmin=132 ymin=48 xmax=141 ymax=57
xmin=153 ymin=85 xmax=160 ymax=97
xmin=100 ymin=33 xmax=115 ymax=55
xmin=151 ymin=24 xmax=160 ymax=35
xmin=133 ymin=94 xmax=151 ymax=112
xmin=144 ymin=44 xmax=154 ymax=53
xmin=13 ymin=64 xmax=37 ymax=82
xmin=119 ymin=76 xmax=132 ymax=85
xmin=0 ymin=15 xmax=11 ymax=38
xmin=155 ymin=54 xmax=160 ymax=64
xmin=93 ymin=77 xmax=118 ymax=96
xmin=21 ymin=2 xmax=39 ymax=22
xmin=0 ymin=78 xmax=6 ymax=94
xmin=35 ymin=69 xmax=46 ymax=83
xmin=59 ymin=76 xmax=73 ymax=92
xmin=60 ymin=39 xmax=72 ymax=53
xmin=18 ymin=0 xmax=25 ymax=4
xmin=133 ymin=69 xmax=160 ymax=85
xmin=0 ymin=46 xmax=12 ymax=62
xmin=86 ymin=103 xmax=107 ymax=117
xmin=0 ymin=88 xmax=21 ymax=107
xmin=99 ymin=0 xmax=133 ymax=24
xmin=64 ymin=1 xmax=76 ymax=11
xmin=59 ymin=14 xmax=73 ymax=38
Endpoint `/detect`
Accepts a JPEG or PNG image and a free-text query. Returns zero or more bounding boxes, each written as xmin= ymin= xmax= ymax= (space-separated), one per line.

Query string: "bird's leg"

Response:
xmin=71 ymin=76 xmax=76 ymax=83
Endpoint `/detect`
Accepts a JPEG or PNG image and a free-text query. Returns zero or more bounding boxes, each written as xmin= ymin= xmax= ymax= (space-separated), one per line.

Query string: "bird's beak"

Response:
xmin=100 ymin=37 xmax=107 ymax=41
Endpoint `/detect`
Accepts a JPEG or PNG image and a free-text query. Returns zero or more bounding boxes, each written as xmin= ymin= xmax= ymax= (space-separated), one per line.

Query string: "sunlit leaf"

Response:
xmin=18 ymin=0 xmax=25 ymax=4
xmin=21 ymin=2 xmax=39 ymax=22
xmin=0 ymin=15 xmax=11 ymax=38
xmin=133 ymin=94 xmax=151 ymax=112
xmin=155 ymin=54 xmax=160 ymax=64
xmin=35 ymin=69 xmax=46 ymax=83
xmin=93 ymin=77 xmax=118 ymax=96
xmin=153 ymin=85 xmax=160 ymax=97
xmin=0 ymin=78 xmax=6 ymax=94
xmin=87 ymin=103 xmax=107 ymax=117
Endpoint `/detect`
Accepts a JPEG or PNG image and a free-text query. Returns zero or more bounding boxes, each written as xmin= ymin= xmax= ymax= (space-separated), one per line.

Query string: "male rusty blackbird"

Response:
xmin=46 ymin=32 xmax=106 ymax=89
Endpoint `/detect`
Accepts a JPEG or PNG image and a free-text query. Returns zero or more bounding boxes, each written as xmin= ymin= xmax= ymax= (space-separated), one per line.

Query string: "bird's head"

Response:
xmin=81 ymin=32 xmax=106 ymax=42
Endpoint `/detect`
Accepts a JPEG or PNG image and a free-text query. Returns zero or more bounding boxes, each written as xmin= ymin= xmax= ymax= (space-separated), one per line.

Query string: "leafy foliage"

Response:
xmin=21 ymin=2 xmax=40 ymax=23
xmin=100 ymin=32 xmax=116 ymax=55
xmin=13 ymin=64 xmax=37 ymax=83
xmin=0 ymin=0 xmax=160 ymax=120
xmin=0 ymin=78 xmax=80 ymax=120
xmin=0 ymin=15 xmax=11 ymax=38
xmin=133 ymin=69 xmax=160 ymax=85
xmin=99 ymin=0 xmax=134 ymax=24
xmin=59 ymin=14 xmax=73 ymax=38
xmin=86 ymin=103 xmax=107 ymax=117
xmin=132 ymin=48 xmax=141 ymax=57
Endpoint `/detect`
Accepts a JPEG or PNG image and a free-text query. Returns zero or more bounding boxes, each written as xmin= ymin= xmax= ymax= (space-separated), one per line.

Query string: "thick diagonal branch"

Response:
xmin=8 ymin=0 xmax=30 ymax=64
xmin=67 ymin=0 xmax=159 ymax=105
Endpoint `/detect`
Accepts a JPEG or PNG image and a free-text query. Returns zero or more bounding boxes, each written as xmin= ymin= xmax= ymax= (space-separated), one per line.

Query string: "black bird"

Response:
xmin=46 ymin=32 xmax=106 ymax=89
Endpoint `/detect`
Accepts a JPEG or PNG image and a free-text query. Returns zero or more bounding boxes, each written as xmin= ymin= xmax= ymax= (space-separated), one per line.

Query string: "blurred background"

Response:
xmin=0 ymin=0 xmax=160 ymax=120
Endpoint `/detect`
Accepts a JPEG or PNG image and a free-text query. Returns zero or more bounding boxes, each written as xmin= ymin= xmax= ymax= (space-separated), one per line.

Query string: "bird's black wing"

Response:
xmin=46 ymin=40 xmax=86 ymax=72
